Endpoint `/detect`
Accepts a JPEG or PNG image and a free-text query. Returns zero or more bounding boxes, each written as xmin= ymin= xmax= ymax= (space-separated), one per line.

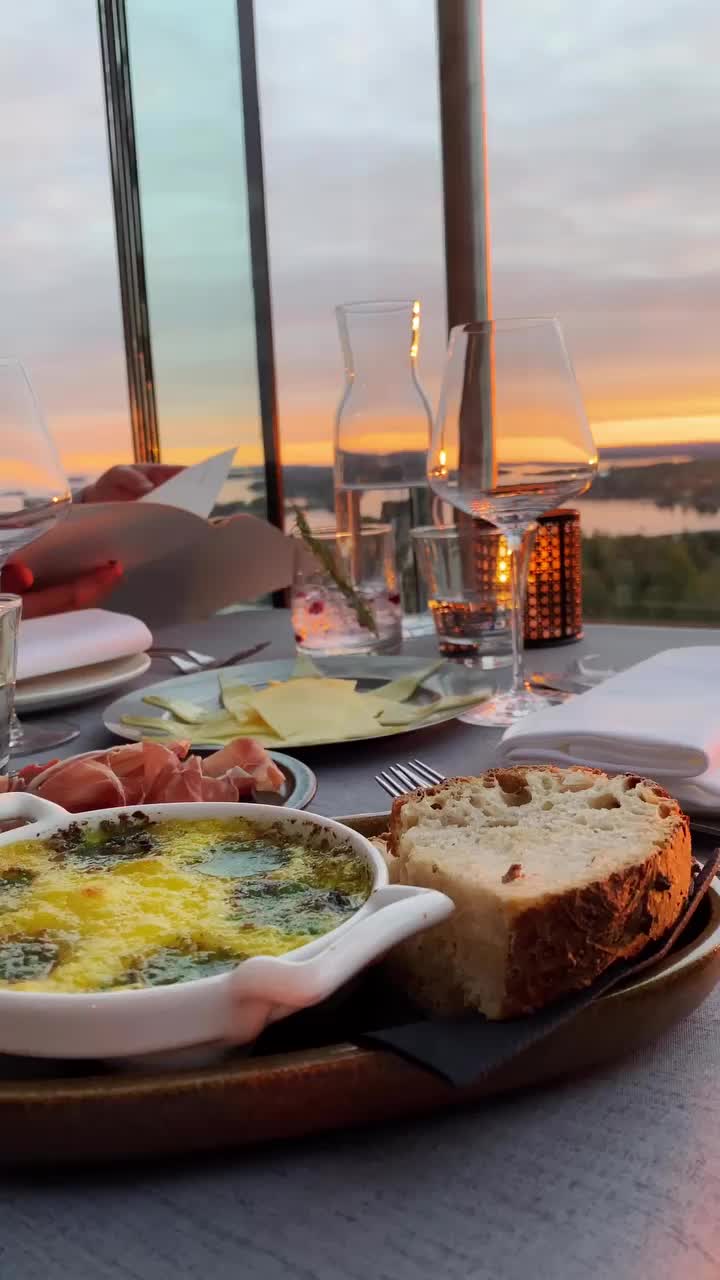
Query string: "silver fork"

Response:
xmin=376 ymin=759 xmax=447 ymax=800
xmin=150 ymin=641 xmax=270 ymax=674
xmin=149 ymin=647 xmax=217 ymax=671
xmin=168 ymin=653 xmax=210 ymax=674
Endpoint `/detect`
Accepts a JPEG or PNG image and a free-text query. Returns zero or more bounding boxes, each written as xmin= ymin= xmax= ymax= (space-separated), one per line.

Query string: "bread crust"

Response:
xmin=387 ymin=764 xmax=692 ymax=1018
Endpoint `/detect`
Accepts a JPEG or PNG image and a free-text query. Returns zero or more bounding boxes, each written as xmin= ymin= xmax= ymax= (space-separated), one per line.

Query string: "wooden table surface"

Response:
xmin=5 ymin=614 xmax=720 ymax=1279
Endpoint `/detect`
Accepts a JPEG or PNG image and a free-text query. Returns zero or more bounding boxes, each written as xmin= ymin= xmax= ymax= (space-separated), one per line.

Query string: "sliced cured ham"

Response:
xmin=149 ymin=754 xmax=206 ymax=804
xmin=16 ymin=761 xmax=60 ymax=786
xmin=33 ymin=758 xmax=127 ymax=812
xmin=99 ymin=741 xmax=192 ymax=805
xmin=4 ymin=738 xmax=284 ymax=813
xmin=201 ymin=738 xmax=285 ymax=793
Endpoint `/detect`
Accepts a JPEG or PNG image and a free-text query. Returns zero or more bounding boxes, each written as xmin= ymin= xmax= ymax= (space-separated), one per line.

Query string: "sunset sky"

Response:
xmin=2 ymin=0 xmax=719 ymax=476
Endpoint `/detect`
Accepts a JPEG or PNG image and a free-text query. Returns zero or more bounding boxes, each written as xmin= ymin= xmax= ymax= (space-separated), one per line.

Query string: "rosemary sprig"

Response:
xmin=293 ymin=506 xmax=378 ymax=635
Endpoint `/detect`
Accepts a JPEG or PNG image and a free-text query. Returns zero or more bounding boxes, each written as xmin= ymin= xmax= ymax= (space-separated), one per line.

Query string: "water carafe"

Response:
xmin=334 ymin=299 xmax=434 ymax=636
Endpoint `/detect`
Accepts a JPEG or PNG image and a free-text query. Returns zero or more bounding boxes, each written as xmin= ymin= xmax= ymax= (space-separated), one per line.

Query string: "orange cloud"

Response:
xmin=591 ymin=414 xmax=720 ymax=449
xmin=55 ymin=400 xmax=720 ymax=482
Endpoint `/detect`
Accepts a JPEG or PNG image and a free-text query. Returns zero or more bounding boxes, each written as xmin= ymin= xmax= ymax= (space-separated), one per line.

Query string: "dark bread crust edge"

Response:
xmin=387 ymin=764 xmax=692 ymax=1019
xmin=503 ymin=814 xmax=691 ymax=1016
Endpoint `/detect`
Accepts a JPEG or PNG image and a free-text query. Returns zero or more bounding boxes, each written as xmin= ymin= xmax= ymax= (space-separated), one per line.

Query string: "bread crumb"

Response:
xmin=502 ymin=862 xmax=523 ymax=883
xmin=495 ymin=769 xmax=526 ymax=793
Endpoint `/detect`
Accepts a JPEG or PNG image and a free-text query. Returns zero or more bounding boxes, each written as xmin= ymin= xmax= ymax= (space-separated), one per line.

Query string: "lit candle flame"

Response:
xmin=497 ymin=537 xmax=509 ymax=586
xmin=410 ymin=299 xmax=421 ymax=359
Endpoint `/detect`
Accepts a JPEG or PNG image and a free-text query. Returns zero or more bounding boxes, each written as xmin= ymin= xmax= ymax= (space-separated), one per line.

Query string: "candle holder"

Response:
xmin=524 ymin=509 xmax=583 ymax=646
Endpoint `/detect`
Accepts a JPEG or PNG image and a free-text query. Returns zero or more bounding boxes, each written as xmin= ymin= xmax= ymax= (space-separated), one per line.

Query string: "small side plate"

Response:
xmin=12 ymin=748 xmax=317 ymax=812
xmin=265 ymin=751 xmax=317 ymax=810
xmin=15 ymin=653 xmax=152 ymax=713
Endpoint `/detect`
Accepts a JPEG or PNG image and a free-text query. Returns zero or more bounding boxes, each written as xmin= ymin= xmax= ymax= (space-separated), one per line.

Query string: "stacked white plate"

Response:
xmin=15 ymin=610 xmax=152 ymax=713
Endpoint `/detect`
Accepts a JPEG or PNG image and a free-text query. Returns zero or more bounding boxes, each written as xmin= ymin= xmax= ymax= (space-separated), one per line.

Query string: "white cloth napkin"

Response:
xmin=496 ymin=647 xmax=720 ymax=812
xmin=17 ymin=609 xmax=152 ymax=682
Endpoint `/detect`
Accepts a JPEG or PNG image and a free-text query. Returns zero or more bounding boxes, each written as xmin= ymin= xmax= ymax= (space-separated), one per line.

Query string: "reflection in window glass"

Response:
xmin=485 ymin=0 xmax=720 ymax=622
xmin=257 ymin=0 xmax=446 ymax=521
xmin=126 ymin=0 xmax=265 ymax=517
xmin=0 ymin=0 xmax=132 ymax=484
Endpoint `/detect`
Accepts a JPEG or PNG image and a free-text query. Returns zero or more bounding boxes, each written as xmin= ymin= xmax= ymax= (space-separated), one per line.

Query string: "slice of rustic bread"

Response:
xmin=384 ymin=765 xmax=692 ymax=1019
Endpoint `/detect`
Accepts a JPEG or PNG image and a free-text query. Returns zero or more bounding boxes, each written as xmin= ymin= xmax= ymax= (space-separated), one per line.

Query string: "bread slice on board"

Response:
xmin=384 ymin=765 xmax=692 ymax=1019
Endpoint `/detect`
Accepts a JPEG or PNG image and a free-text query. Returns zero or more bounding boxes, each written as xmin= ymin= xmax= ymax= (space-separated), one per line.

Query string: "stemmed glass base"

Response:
xmin=457 ymin=685 xmax=557 ymax=729
xmin=0 ymin=589 xmax=81 ymax=760
xmin=0 ymin=357 xmax=81 ymax=758
xmin=9 ymin=714 xmax=80 ymax=758
xmin=451 ymin=526 xmax=570 ymax=728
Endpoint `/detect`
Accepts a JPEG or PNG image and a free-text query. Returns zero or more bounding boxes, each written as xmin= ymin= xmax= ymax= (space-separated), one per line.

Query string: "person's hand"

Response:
xmin=1 ymin=561 xmax=123 ymax=619
xmin=77 ymin=463 xmax=183 ymax=504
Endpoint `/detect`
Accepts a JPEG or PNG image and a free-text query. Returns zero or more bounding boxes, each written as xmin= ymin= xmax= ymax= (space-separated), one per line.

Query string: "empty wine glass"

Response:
xmin=428 ymin=318 xmax=597 ymax=727
xmin=0 ymin=359 xmax=78 ymax=755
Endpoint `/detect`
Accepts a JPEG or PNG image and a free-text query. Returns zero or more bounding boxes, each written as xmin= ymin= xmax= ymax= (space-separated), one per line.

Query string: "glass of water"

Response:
xmin=412 ymin=525 xmax=514 ymax=668
xmin=292 ymin=524 xmax=403 ymax=656
xmin=0 ymin=359 xmax=77 ymax=754
xmin=0 ymin=596 xmax=22 ymax=771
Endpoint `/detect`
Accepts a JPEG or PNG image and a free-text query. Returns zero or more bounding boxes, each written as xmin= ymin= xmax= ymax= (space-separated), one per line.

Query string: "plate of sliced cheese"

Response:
xmin=103 ymin=654 xmax=490 ymax=750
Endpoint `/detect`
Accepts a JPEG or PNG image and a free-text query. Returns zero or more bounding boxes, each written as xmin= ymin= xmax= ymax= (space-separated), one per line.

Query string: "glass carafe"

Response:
xmin=333 ymin=299 xmax=434 ymax=636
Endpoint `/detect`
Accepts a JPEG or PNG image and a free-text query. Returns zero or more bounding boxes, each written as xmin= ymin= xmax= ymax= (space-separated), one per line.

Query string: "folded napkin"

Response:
xmin=17 ymin=609 xmax=152 ymax=682
xmin=496 ymin=647 xmax=720 ymax=812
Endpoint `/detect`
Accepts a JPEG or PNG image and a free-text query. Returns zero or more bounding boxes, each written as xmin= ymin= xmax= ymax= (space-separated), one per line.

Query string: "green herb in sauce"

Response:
xmin=277 ymin=846 xmax=372 ymax=897
xmin=48 ymin=813 xmax=156 ymax=871
xmin=0 ymin=938 xmax=60 ymax=982
xmin=233 ymin=880 xmax=366 ymax=937
xmin=125 ymin=945 xmax=241 ymax=988
xmin=0 ymin=868 xmax=36 ymax=910
xmin=0 ymin=815 xmax=373 ymax=993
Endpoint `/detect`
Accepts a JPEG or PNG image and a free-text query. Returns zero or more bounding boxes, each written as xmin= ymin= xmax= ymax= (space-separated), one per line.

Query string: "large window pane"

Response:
xmin=485 ymin=0 xmax=720 ymax=623
xmin=256 ymin=0 xmax=446 ymax=519
xmin=0 ymin=0 xmax=132 ymax=483
xmin=126 ymin=0 xmax=265 ymax=512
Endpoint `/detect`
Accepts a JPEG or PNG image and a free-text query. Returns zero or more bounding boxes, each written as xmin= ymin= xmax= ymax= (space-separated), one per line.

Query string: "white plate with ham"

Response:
xmin=1 ymin=739 xmax=317 ymax=817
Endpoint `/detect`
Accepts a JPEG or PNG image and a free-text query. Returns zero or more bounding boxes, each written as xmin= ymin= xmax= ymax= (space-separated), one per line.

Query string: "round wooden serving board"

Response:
xmin=1 ymin=813 xmax=719 ymax=1167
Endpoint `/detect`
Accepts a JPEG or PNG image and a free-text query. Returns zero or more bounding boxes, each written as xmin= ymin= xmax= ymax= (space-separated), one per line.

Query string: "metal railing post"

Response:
xmin=436 ymin=0 xmax=493 ymax=329
xmin=235 ymin=0 xmax=284 ymax=532
xmin=98 ymin=0 xmax=284 ymax=542
xmin=97 ymin=0 xmax=160 ymax=463
xmin=436 ymin=0 xmax=495 ymax=534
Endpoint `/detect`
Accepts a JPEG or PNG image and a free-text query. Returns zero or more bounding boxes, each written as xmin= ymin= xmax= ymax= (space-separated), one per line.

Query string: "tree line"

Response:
xmin=583 ymin=531 xmax=720 ymax=625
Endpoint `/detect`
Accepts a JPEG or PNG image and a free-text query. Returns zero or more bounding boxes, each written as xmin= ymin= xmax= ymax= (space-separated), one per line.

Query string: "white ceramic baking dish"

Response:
xmin=0 ymin=792 xmax=452 ymax=1061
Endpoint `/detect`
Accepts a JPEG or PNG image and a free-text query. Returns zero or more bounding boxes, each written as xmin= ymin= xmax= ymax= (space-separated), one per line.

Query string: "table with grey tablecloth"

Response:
xmin=5 ymin=615 xmax=720 ymax=1279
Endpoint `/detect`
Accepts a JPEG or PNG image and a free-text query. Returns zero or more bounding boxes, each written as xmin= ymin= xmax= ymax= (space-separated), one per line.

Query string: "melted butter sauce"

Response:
xmin=0 ymin=816 xmax=371 ymax=993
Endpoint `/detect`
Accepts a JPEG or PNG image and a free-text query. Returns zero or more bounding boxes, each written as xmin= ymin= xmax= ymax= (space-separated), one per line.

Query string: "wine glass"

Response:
xmin=0 ymin=359 xmax=78 ymax=755
xmin=428 ymin=318 xmax=597 ymax=727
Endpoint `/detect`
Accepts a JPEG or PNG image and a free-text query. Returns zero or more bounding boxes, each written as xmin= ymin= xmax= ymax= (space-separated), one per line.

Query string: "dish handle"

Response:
xmin=0 ymin=791 xmax=70 ymax=837
xmin=223 ymin=884 xmax=453 ymax=1039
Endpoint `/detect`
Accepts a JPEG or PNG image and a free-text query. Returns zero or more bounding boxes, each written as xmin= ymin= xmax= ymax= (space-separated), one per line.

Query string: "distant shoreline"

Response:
xmin=67 ymin=445 xmax=720 ymax=541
